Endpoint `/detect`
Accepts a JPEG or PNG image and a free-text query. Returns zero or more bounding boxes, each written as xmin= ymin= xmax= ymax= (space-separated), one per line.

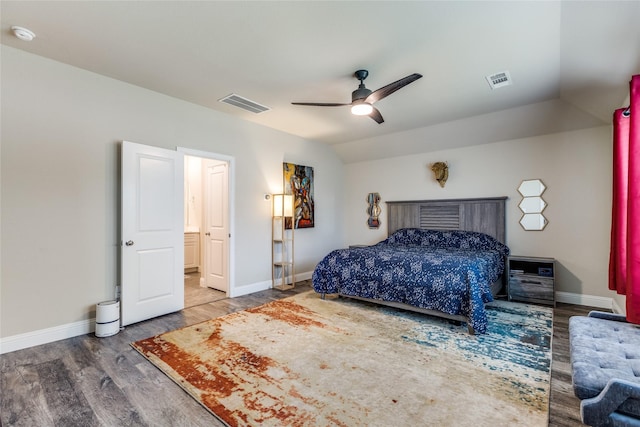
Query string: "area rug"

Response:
xmin=132 ymin=291 xmax=553 ymax=426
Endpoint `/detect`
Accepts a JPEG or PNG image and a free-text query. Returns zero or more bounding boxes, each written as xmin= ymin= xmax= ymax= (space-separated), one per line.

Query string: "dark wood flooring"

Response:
xmin=1 ymin=280 xmax=595 ymax=426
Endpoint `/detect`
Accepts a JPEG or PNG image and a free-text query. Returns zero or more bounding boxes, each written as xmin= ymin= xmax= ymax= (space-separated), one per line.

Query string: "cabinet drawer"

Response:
xmin=509 ymin=274 xmax=554 ymax=301
xmin=184 ymin=233 xmax=199 ymax=244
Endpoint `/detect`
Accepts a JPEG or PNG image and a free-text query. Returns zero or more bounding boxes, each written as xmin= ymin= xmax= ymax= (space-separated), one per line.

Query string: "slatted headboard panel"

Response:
xmin=386 ymin=197 xmax=507 ymax=243
xmin=420 ymin=204 xmax=460 ymax=230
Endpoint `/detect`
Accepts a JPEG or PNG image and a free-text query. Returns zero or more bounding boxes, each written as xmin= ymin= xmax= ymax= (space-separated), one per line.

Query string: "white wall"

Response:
xmin=184 ymin=156 xmax=203 ymax=232
xmin=343 ymin=126 xmax=615 ymax=301
xmin=0 ymin=46 xmax=344 ymax=339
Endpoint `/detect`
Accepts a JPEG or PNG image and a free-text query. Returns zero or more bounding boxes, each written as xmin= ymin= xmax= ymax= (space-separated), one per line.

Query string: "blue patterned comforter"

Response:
xmin=312 ymin=228 xmax=510 ymax=333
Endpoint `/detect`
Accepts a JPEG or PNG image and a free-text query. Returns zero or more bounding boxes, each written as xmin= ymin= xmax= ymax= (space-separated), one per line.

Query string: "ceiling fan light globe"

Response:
xmin=351 ymin=103 xmax=373 ymax=116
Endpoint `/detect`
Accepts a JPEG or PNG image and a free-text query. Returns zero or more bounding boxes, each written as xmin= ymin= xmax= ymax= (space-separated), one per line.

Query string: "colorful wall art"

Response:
xmin=283 ymin=162 xmax=315 ymax=228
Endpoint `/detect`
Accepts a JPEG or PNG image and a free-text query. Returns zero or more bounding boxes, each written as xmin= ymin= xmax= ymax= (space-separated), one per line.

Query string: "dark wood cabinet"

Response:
xmin=507 ymin=256 xmax=555 ymax=306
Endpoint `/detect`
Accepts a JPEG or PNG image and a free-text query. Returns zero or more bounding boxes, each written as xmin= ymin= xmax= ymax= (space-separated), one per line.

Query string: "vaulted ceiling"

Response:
xmin=2 ymin=1 xmax=639 ymax=157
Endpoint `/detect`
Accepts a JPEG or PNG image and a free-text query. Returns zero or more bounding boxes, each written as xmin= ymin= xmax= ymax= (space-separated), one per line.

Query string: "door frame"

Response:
xmin=178 ymin=147 xmax=235 ymax=297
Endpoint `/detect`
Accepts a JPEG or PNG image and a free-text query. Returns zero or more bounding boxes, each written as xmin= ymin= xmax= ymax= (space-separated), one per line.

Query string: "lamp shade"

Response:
xmin=273 ymin=194 xmax=293 ymax=217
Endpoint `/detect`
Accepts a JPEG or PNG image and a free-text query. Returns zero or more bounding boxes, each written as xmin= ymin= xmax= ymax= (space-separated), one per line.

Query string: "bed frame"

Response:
xmin=340 ymin=197 xmax=508 ymax=334
xmin=386 ymin=197 xmax=507 ymax=243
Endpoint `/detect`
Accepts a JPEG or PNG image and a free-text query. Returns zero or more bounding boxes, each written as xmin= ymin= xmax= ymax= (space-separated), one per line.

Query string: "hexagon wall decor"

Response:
xmin=518 ymin=179 xmax=548 ymax=231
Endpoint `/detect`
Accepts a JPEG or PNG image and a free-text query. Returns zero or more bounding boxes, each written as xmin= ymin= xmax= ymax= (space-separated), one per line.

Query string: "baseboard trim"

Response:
xmin=1 ymin=319 xmax=95 ymax=355
xmin=230 ymin=280 xmax=272 ymax=298
xmin=611 ymin=299 xmax=624 ymax=315
xmin=296 ymin=271 xmax=313 ymax=282
xmin=555 ymin=291 xmax=613 ymax=310
xmin=231 ymin=271 xmax=313 ymax=298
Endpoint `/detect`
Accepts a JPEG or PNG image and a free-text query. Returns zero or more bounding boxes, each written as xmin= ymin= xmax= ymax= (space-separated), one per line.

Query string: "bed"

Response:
xmin=311 ymin=197 xmax=509 ymax=334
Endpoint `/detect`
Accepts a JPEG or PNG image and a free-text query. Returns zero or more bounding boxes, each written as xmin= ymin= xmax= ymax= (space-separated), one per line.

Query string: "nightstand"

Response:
xmin=507 ymin=255 xmax=555 ymax=306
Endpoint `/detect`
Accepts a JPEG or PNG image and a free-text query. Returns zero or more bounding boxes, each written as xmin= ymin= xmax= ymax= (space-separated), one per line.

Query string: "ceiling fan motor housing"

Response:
xmin=352 ymin=69 xmax=371 ymax=102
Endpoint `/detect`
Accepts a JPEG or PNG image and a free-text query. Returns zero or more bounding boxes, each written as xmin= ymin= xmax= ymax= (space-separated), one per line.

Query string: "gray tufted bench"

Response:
xmin=569 ymin=311 xmax=640 ymax=426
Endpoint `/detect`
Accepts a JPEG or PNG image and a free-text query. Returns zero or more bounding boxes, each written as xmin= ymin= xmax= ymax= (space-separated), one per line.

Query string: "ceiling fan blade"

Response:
xmin=365 ymin=73 xmax=423 ymax=104
xmin=291 ymin=102 xmax=350 ymax=107
xmin=369 ymin=106 xmax=384 ymax=124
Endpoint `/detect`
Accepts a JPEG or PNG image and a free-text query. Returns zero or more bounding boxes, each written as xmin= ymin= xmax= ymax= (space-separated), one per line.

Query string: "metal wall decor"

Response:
xmin=430 ymin=162 xmax=449 ymax=188
xmin=367 ymin=192 xmax=381 ymax=229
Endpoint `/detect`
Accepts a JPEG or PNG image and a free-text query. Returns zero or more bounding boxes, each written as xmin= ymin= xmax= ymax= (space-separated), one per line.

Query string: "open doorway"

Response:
xmin=183 ymin=152 xmax=231 ymax=308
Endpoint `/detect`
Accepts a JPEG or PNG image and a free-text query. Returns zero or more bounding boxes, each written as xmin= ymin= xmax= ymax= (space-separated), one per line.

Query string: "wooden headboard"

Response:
xmin=386 ymin=197 xmax=507 ymax=243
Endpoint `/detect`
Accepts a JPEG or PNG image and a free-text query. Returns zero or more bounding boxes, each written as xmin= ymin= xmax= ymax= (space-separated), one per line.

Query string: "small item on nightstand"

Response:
xmin=538 ymin=267 xmax=553 ymax=277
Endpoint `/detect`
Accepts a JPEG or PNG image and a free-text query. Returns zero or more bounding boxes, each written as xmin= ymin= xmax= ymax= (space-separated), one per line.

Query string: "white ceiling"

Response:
xmin=1 ymin=1 xmax=639 ymax=149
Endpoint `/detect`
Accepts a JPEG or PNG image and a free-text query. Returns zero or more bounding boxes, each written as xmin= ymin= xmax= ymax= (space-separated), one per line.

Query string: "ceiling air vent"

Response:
xmin=486 ymin=71 xmax=512 ymax=89
xmin=219 ymin=94 xmax=270 ymax=114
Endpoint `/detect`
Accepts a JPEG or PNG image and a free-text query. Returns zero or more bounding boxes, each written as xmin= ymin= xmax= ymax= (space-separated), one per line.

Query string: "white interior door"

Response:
xmin=203 ymin=160 xmax=229 ymax=292
xmin=121 ymin=141 xmax=184 ymax=326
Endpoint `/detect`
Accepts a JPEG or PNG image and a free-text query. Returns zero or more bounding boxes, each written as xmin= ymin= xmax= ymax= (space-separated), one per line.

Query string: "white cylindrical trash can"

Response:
xmin=95 ymin=300 xmax=120 ymax=337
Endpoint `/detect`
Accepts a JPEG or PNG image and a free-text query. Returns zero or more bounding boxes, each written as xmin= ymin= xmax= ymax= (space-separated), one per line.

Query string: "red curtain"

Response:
xmin=609 ymin=74 xmax=640 ymax=323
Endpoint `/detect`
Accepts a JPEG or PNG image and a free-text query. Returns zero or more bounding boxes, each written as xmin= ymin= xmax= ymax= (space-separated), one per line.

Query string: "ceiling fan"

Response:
xmin=292 ymin=69 xmax=422 ymax=124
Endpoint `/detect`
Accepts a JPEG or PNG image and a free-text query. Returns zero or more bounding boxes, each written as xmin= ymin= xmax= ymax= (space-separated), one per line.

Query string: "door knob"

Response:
xmin=205 ymin=232 xmax=211 ymax=236
xmin=125 ymin=240 xmax=134 ymax=246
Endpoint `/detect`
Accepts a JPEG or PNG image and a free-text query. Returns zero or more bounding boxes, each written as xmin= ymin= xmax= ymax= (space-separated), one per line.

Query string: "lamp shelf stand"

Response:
xmin=272 ymin=194 xmax=295 ymax=290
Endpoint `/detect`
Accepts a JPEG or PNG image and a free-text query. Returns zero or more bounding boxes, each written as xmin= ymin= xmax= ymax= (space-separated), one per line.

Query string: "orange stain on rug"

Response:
xmin=246 ymin=299 xmax=328 ymax=329
xmin=133 ymin=309 xmax=323 ymax=426
xmin=133 ymin=336 xmax=237 ymax=398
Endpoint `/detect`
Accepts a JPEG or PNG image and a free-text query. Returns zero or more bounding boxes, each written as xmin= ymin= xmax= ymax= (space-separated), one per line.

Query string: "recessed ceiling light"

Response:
xmin=11 ymin=26 xmax=36 ymax=42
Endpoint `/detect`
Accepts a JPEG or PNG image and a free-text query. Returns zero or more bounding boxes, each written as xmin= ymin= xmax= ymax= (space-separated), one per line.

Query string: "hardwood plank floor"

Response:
xmin=184 ymin=273 xmax=226 ymax=309
xmin=549 ymin=303 xmax=597 ymax=427
xmin=1 ymin=280 xmax=596 ymax=426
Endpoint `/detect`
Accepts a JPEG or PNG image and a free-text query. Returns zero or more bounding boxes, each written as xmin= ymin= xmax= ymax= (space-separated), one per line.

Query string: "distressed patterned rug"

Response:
xmin=132 ymin=291 xmax=553 ymax=427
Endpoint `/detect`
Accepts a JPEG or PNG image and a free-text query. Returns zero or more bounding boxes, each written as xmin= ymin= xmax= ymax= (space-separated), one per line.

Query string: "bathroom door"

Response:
xmin=120 ymin=141 xmax=184 ymax=326
xmin=203 ymin=160 xmax=229 ymax=292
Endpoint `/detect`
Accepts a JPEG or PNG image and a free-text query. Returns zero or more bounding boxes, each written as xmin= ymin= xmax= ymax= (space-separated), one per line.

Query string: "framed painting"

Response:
xmin=283 ymin=162 xmax=314 ymax=228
